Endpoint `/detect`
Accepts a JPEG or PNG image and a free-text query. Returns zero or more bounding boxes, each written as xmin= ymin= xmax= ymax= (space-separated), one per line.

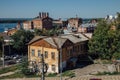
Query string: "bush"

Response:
xmin=21 ymin=68 xmax=34 ymax=75
xmin=112 ymin=53 xmax=120 ymax=59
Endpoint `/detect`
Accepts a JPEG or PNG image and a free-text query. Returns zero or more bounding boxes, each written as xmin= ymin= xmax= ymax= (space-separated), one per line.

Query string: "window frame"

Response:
xmin=31 ymin=49 xmax=35 ymax=56
xmin=44 ymin=51 xmax=48 ymax=58
xmin=51 ymin=52 xmax=55 ymax=59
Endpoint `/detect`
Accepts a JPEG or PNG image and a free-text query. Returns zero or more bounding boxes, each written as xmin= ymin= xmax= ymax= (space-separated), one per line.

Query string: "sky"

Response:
xmin=0 ymin=0 xmax=120 ymax=19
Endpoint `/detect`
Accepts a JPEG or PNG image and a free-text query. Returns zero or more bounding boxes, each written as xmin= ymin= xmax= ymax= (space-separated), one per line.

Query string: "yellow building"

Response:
xmin=28 ymin=33 xmax=88 ymax=73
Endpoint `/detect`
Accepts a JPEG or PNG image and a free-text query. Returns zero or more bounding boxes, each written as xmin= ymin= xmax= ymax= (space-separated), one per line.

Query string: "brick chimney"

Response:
xmin=39 ymin=12 xmax=41 ymax=19
xmin=47 ymin=12 xmax=49 ymax=17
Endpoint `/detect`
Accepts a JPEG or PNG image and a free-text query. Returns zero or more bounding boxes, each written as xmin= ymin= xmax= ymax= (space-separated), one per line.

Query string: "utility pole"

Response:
xmin=41 ymin=54 xmax=45 ymax=80
xmin=59 ymin=35 xmax=62 ymax=80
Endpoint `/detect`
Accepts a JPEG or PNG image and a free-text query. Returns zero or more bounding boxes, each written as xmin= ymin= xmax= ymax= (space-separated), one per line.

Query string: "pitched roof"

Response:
xmin=74 ymin=33 xmax=89 ymax=41
xmin=29 ymin=36 xmax=68 ymax=49
xmin=28 ymin=36 xmax=47 ymax=44
xmin=61 ymin=35 xmax=80 ymax=43
xmin=61 ymin=33 xmax=88 ymax=44
xmin=0 ymin=32 xmax=12 ymax=41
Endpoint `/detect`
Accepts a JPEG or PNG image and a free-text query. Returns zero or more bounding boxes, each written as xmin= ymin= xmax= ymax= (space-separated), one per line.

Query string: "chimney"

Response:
xmin=39 ymin=12 xmax=41 ymax=19
xmin=45 ymin=12 xmax=47 ymax=17
xmin=42 ymin=12 xmax=44 ymax=18
xmin=47 ymin=12 xmax=49 ymax=17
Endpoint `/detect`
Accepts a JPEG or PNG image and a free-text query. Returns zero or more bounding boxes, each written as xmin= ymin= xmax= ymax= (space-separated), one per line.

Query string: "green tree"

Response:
xmin=11 ymin=29 xmax=34 ymax=54
xmin=0 ymin=36 xmax=3 ymax=57
xmin=88 ymin=20 xmax=120 ymax=60
xmin=34 ymin=27 xmax=63 ymax=36
xmin=34 ymin=28 xmax=42 ymax=36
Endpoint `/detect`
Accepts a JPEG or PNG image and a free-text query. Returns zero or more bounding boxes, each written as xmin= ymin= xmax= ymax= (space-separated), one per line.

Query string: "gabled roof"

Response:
xmin=29 ymin=36 xmax=68 ymax=49
xmin=44 ymin=37 xmax=67 ymax=49
xmin=28 ymin=36 xmax=47 ymax=44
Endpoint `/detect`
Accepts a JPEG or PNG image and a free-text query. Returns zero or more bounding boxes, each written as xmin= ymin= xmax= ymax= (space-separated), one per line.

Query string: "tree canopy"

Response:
xmin=11 ymin=29 xmax=34 ymax=54
xmin=88 ymin=13 xmax=120 ymax=60
xmin=0 ymin=36 xmax=3 ymax=57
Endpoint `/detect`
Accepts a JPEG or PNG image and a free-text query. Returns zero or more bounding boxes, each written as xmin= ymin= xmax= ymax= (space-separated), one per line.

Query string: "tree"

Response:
xmin=34 ymin=27 xmax=63 ymax=36
xmin=11 ymin=29 xmax=34 ymax=54
xmin=0 ymin=36 xmax=4 ymax=57
xmin=88 ymin=19 xmax=120 ymax=60
xmin=34 ymin=28 xmax=42 ymax=36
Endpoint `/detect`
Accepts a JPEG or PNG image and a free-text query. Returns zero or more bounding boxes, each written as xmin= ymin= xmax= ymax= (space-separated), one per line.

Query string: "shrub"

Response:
xmin=112 ymin=53 xmax=120 ymax=59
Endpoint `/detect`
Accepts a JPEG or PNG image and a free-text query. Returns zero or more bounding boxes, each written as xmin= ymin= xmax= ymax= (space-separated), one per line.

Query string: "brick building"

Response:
xmin=23 ymin=12 xmax=53 ymax=30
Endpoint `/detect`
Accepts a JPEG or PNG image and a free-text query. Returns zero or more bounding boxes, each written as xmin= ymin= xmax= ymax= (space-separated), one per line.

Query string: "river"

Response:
xmin=0 ymin=23 xmax=18 ymax=32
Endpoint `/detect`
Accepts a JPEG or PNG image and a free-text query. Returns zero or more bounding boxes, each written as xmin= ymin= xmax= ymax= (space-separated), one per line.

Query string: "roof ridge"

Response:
xmin=52 ymin=37 xmax=59 ymax=49
xmin=81 ymin=33 xmax=90 ymax=39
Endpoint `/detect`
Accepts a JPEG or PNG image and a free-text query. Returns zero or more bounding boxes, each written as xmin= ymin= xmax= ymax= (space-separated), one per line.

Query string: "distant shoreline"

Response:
xmin=0 ymin=18 xmax=32 ymax=23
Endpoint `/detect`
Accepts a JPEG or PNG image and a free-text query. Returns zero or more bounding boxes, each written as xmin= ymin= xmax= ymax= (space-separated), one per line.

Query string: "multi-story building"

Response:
xmin=23 ymin=12 xmax=53 ymax=30
xmin=68 ymin=18 xmax=82 ymax=29
xmin=28 ymin=33 xmax=88 ymax=73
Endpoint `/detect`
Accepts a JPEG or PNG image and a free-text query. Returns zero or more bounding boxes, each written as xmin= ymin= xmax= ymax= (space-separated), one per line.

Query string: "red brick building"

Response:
xmin=23 ymin=12 xmax=53 ymax=30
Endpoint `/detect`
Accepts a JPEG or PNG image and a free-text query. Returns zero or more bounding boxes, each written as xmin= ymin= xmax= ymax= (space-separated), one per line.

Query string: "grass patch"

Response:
xmin=0 ymin=64 xmax=22 ymax=74
xmin=46 ymin=73 xmax=57 ymax=77
xmin=96 ymin=71 xmax=120 ymax=76
xmin=0 ymin=71 xmax=40 ymax=79
xmin=62 ymin=70 xmax=75 ymax=77
xmin=94 ymin=59 xmax=113 ymax=64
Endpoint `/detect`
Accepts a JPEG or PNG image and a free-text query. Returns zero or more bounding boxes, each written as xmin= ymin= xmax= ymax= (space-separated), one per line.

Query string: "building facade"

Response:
xmin=23 ymin=12 xmax=53 ymax=30
xmin=28 ymin=34 xmax=88 ymax=73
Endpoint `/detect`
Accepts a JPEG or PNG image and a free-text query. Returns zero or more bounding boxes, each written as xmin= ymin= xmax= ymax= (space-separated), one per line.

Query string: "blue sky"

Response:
xmin=0 ymin=0 xmax=120 ymax=19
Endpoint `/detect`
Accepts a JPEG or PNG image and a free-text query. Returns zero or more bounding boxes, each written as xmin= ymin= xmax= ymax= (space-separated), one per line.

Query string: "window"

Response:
xmin=52 ymin=65 xmax=56 ymax=72
xmin=38 ymin=50 xmax=41 ymax=57
xmin=31 ymin=49 xmax=35 ymax=56
xmin=51 ymin=52 xmax=55 ymax=59
xmin=44 ymin=51 xmax=48 ymax=58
